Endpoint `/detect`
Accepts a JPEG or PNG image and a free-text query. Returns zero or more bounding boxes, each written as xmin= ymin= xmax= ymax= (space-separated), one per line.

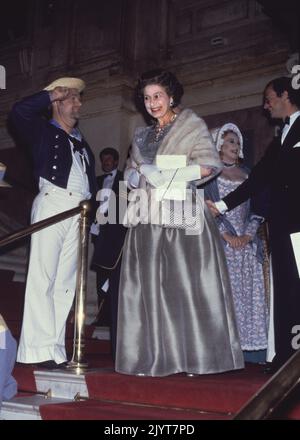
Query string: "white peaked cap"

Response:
xmin=44 ymin=77 xmax=85 ymax=93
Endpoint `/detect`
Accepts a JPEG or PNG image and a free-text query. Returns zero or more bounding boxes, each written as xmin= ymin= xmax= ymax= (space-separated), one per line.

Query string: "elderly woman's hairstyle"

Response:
xmin=136 ymin=69 xmax=184 ymax=108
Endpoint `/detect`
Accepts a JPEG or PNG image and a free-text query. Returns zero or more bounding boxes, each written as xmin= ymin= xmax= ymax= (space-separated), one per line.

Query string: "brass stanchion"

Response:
xmin=67 ymin=200 xmax=91 ymax=373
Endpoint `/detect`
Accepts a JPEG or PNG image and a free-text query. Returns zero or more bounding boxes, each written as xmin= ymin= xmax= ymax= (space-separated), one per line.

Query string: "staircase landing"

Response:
xmin=2 ymin=359 xmax=300 ymax=420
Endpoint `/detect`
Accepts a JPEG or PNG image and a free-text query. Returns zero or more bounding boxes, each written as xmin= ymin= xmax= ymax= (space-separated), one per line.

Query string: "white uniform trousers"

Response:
xmin=17 ymin=186 xmax=85 ymax=364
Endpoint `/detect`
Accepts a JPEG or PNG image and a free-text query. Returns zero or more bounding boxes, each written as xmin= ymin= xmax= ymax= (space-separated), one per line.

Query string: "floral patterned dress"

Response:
xmin=218 ymin=176 xmax=269 ymax=353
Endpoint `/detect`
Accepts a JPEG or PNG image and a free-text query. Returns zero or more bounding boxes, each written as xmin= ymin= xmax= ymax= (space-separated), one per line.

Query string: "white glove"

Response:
xmin=140 ymin=164 xmax=158 ymax=176
xmin=140 ymin=164 xmax=166 ymax=187
xmin=160 ymin=165 xmax=201 ymax=183
xmin=126 ymin=168 xmax=140 ymax=188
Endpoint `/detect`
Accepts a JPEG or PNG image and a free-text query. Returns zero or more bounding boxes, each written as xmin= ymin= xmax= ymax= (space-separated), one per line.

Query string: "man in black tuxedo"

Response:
xmin=207 ymin=76 xmax=300 ymax=372
xmin=91 ymin=148 xmax=127 ymax=360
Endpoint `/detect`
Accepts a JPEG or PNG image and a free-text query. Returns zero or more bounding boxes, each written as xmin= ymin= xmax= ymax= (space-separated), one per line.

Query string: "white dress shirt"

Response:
xmin=281 ymin=110 xmax=300 ymax=144
xmin=215 ymin=110 xmax=300 ymax=214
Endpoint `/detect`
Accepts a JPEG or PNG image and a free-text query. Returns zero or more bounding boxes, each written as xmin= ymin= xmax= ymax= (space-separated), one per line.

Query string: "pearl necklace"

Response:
xmin=154 ymin=113 xmax=177 ymax=142
xmin=223 ymin=162 xmax=236 ymax=168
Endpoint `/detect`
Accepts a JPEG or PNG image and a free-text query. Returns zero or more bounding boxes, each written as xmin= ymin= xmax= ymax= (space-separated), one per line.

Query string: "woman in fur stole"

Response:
xmin=115 ymin=70 xmax=244 ymax=377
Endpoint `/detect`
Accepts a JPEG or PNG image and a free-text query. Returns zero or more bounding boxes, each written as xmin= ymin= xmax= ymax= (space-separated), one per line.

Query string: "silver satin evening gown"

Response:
xmin=115 ymin=125 xmax=244 ymax=377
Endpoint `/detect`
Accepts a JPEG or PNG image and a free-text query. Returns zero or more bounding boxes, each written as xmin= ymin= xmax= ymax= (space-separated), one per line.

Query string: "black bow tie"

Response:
xmin=284 ymin=116 xmax=290 ymax=125
xmin=69 ymin=136 xmax=84 ymax=153
xmin=105 ymin=173 xmax=113 ymax=177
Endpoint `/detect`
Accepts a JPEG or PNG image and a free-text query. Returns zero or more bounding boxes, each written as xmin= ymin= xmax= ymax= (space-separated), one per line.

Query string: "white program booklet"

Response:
xmin=290 ymin=232 xmax=300 ymax=277
xmin=156 ymin=155 xmax=187 ymax=200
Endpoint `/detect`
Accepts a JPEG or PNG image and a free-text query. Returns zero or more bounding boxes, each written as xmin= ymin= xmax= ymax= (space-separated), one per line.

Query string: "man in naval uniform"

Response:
xmin=10 ymin=77 xmax=97 ymax=368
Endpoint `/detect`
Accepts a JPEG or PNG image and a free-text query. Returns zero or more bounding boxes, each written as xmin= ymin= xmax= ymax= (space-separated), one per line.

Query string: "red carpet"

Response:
xmin=39 ymin=399 xmax=230 ymax=420
xmin=84 ymin=364 xmax=266 ymax=414
xmin=2 ymin=268 xmax=300 ymax=420
xmin=13 ymin=364 xmax=37 ymax=393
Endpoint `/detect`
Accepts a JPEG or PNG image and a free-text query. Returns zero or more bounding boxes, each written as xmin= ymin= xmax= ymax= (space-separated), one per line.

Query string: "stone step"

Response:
xmin=0 ymin=210 xmax=29 ymax=282
xmin=9 ymin=272 xmax=26 ymax=283
xmin=1 ymin=363 xmax=113 ymax=420
xmin=0 ymin=260 xmax=27 ymax=282
xmin=1 ymin=366 xmax=95 ymax=420
xmin=34 ymin=369 xmax=90 ymax=400
xmin=0 ymin=252 xmax=28 ymax=265
xmin=0 ymin=258 xmax=26 ymax=271
xmin=91 ymin=326 xmax=110 ymax=340
xmin=0 ymin=395 xmax=73 ymax=420
xmin=0 ymin=213 xmax=26 ymax=233
xmin=0 ymin=244 xmax=28 ymax=282
xmin=6 ymin=361 xmax=300 ymax=420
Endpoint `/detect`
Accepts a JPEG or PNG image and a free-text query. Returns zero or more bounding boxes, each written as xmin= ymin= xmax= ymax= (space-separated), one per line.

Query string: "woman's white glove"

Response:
xmin=140 ymin=164 xmax=166 ymax=187
xmin=126 ymin=169 xmax=140 ymax=188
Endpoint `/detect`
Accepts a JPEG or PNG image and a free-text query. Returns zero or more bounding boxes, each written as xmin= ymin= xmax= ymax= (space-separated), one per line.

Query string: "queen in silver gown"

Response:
xmin=115 ymin=70 xmax=244 ymax=377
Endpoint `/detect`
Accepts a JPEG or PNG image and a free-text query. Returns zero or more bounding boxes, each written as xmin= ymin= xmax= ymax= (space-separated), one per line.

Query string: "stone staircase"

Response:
xmin=1 ymin=213 xmax=300 ymax=421
xmin=1 ymin=366 xmax=92 ymax=420
xmin=1 ymin=395 xmax=72 ymax=420
xmin=0 ymin=252 xmax=28 ymax=282
xmin=3 ymin=357 xmax=300 ymax=421
xmin=0 ymin=329 xmax=112 ymax=420
xmin=0 ymin=208 xmax=99 ymax=322
xmin=0 ymin=211 xmax=28 ymax=282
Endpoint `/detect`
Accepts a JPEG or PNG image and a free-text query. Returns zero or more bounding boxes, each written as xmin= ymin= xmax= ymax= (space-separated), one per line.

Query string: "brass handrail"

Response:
xmin=234 ymin=349 xmax=300 ymax=420
xmin=0 ymin=200 xmax=91 ymax=372
xmin=0 ymin=206 xmax=81 ymax=248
